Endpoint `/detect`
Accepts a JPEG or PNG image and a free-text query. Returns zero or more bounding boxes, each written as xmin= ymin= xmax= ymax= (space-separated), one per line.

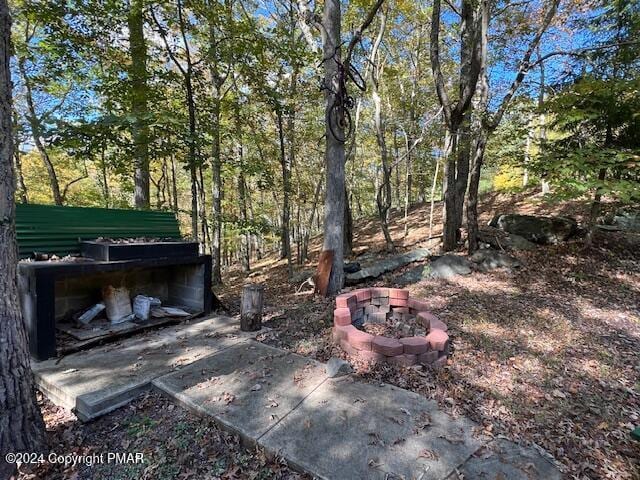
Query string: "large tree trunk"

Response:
xmin=320 ymin=0 xmax=345 ymax=295
xmin=128 ymin=0 xmax=150 ymax=209
xmin=430 ymin=0 xmax=484 ymax=251
xmin=0 ymin=5 xmax=46 ymax=476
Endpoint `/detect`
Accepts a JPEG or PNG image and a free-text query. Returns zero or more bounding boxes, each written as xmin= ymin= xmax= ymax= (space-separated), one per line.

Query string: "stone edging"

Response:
xmin=332 ymin=288 xmax=449 ymax=367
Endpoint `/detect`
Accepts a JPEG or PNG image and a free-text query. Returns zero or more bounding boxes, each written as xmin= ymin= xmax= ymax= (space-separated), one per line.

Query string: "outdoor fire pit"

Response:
xmin=332 ymin=288 xmax=449 ymax=367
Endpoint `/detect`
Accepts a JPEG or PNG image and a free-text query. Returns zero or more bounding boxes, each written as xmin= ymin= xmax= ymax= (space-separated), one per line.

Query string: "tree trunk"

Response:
xmin=17 ymin=57 xmax=62 ymax=205
xmin=276 ymin=107 xmax=292 ymax=277
xmin=430 ymin=0 xmax=484 ymax=251
xmin=343 ymin=185 xmax=353 ymax=256
xmin=301 ymin=174 xmax=322 ymax=263
xmin=100 ymin=146 xmax=110 ymax=207
xmin=0 ymin=5 xmax=46 ymax=476
xmin=13 ymin=145 xmax=27 ymax=204
xmin=441 ymin=129 xmax=459 ymax=250
xmin=128 ymin=0 xmax=150 ymax=209
xmin=170 ymin=150 xmax=179 ymax=214
xmin=586 ymin=168 xmax=606 ymax=246
xmin=321 ymin=0 xmax=345 ymax=295
xmin=428 ymin=134 xmax=445 ymax=239
xmin=466 ymin=129 xmax=488 ymax=253
xmin=240 ymin=284 xmax=264 ymax=331
xmin=371 ymin=9 xmax=394 ymax=252
xmin=198 ymin=164 xmax=209 ymax=251
xmin=210 ymin=95 xmax=223 ymax=284
xmin=403 ymin=132 xmax=411 ymax=238
xmin=235 ymin=106 xmax=250 ymax=273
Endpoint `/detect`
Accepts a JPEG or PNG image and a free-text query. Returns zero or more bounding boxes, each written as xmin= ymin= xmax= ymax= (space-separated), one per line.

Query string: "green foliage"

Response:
xmin=493 ymin=165 xmax=526 ymax=192
xmin=532 ymin=76 xmax=640 ymax=202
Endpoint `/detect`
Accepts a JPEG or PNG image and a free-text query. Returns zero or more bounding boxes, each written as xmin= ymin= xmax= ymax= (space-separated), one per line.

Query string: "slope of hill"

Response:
xmin=217 ymin=188 xmax=640 ymax=479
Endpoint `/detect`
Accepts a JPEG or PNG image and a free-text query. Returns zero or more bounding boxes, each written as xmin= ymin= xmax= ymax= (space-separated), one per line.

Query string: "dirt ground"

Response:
xmin=15 ymin=392 xmax=308 ymax=480
xmin=16 ymin=189 xmax=640 ymax=480
xmin=219 ymin=190 xmax=640 ymax=480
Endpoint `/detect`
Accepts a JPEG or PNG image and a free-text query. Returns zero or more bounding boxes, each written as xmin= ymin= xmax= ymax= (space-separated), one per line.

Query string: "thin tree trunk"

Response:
xmin=371 ymin=10 xmax=394 ymax=252
xmin=100 ymin=146 xmax=109 ymax=207
xmin=0 ymin=5 xmax=46 ymax=476
xmin=429 ymin=134 xmax=446 ymax=239
xmin=403 ymin=129 xmax=411 ymax=238
xmin=276 ymin=107 xmax=292 ymax=277
xmin=128 ymin=0 xmax=150 ymax=209
xmin=170 ymin=150 xmax=179 ymax=213
xmin=152 ymin=1 xmax=198 ymax=239
xmin=13 ymin=146 xmax=27 ymax=204
xmin=343 ymin=185 xmax=353 ymax=256
xmin=301 ymin=173 xmax=323 ymax=263
xmin=210 ymin=96 xmax=223 ymax=283
xmin=467 ymin=129 xmax=488 ymax=253
xmin=235 ymin=106 xmax=250 ymax=273
xmin=586 ymin=168 xmax=606 ymax=246
xmin=17 ymin=57 xmax=62 ymax=205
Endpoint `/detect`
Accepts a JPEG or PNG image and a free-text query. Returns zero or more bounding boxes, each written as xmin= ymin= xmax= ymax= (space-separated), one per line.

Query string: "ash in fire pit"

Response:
xmin=332 ymin=288 xmax=449 ymax=367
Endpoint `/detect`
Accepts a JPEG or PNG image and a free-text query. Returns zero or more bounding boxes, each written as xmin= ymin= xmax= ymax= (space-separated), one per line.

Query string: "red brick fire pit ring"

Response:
xmin=332 ymin=288 xmax=449 ymax=367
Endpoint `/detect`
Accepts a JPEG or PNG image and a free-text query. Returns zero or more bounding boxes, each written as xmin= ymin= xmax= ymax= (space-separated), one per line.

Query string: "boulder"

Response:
xmin=489 ymin=214 xmax=577 ymax=244
xmin=609 ymin=209 xmax=640 ymax=232
xmin=470 ymin=249 xmax=523 ymax=272
xmin=344 ymin=262 xmax=361 ymax=274
xmin=428 ymin=254 xmax=472 ymax=279
xmin=325 ymin=357 xmax=353 ymax=378
xmin=394 ymin=265 xmax=429 ymax=285
xmin=346 ymin=248 xmax=430 ymax=283
xmin=478 ymin=227 xmax=536 ymax=251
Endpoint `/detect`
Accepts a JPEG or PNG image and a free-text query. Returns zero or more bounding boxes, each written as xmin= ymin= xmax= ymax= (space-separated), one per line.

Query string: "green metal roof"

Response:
xmin=16 ymin=203 xmax=182 ymax=258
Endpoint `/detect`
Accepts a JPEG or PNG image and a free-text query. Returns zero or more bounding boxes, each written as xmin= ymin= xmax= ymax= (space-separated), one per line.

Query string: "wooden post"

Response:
xmin=240 ymin=283 xmax=264 ymax=331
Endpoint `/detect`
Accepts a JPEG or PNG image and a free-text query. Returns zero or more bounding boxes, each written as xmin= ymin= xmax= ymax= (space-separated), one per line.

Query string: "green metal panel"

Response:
xmin=16 ymin=204 xmax=182 ymax=258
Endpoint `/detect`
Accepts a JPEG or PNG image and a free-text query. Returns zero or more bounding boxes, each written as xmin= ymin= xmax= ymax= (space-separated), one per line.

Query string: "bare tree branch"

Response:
xmin=530 ymin=40 xmax=640 ymax=68
xmin=489 ymin=0 xmax=560 ymax=129
xmin=344 ymin=0 xmax=386 ymax=66
xmin=430 ymin=0 xmax=453 ymax=126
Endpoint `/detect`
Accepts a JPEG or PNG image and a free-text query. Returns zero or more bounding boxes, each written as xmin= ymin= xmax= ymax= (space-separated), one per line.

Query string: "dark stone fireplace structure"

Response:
xmin=18 ymin=255 xmax=212 ymax=360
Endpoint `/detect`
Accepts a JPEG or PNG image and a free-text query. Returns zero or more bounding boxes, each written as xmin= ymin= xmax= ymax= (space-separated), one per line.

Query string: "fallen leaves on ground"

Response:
xmin=218 ymin=191 xmax=640 ymax=480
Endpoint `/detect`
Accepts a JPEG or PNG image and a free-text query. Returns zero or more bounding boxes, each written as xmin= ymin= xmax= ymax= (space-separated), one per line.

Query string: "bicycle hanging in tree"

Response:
xmin=319 ymin=45 xmax=366 ymax=143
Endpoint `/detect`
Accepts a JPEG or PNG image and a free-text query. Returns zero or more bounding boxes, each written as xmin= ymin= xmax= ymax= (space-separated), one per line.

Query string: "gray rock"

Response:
xmin=478 ymin=227 xmax=536 ymax=251
xmin=429 ymin=254 xmax=472 ymax=278
xmin=470 ymin=249 xmax=523 ymax=272
xmin=325 ymin=357 xmax=353 ymax=378
xmin=395 ymin=265 xmax=429 ymax=285
xmin=289 ymin=269 xmax=315 ymax=284
xmin=346 ymin=248 xmax=430 ymax=284
xmin=489 ymin=214 xmax=577 ymax=244
xmin=344 ymin=262 xmax=361 ymax=274
xmin=612 ymin=209 xmax=640 ymax=232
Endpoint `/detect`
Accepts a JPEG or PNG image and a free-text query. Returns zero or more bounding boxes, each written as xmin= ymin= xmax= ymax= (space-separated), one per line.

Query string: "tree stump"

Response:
xmin=240 ymin=284 xmax=264 ymax=331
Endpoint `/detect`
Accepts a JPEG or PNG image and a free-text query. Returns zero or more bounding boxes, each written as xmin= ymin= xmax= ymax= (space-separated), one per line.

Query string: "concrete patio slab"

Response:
xmin=33 ymin=315 xmax=256 ymax=421
xmin=446 ymin=438 xmax=562 ymax=480
xmin=258 ymin=376 xmax=486 ymax=480
xmin=152 ymin=342 xmax=327 ymax=441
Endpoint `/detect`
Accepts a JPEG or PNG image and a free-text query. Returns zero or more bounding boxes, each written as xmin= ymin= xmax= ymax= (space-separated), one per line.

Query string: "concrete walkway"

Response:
xmin=35 ymin=315 xmax=562 ymax=479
